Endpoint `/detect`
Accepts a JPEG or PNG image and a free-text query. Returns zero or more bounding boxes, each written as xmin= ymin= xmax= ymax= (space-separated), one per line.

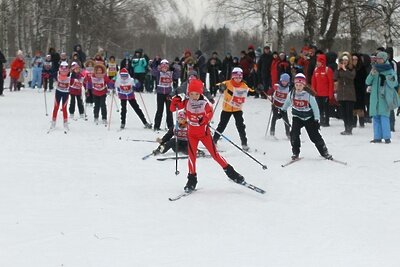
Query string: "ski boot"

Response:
xmin=224 ymin=164 xmax=245 ymax=184
xmin=144 ymin=122 xmax=152 ymax=129
xmin=120 ymin=124 xmax=125 ymax=129
xmin=184 ymin=173 xmax=198 ymax=192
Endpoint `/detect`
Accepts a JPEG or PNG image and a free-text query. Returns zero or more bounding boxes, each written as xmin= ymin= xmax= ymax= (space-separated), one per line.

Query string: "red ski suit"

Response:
xmin=170 ymin=96 xmax=228 ymax=174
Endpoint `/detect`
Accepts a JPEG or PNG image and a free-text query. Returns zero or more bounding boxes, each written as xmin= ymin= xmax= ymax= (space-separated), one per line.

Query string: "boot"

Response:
xmin=120 ymin=123 xmax=125 ymax=129
xmin=144 ymin=122 xmax=152 ymax=129
xmin=224 ymin=164 xmax=245 ymax=184
xmin=359 ymin=117 xmax=365 ymax=128
xmin=317 ymin=144 xmax=332 ymax=159
xmin=291 ymin=153 xmax=299 ymax=160
xmin=184 ymin=173 xmax=198 ymax=192
xmin=352 ymin=116 xmax=357 ymax=128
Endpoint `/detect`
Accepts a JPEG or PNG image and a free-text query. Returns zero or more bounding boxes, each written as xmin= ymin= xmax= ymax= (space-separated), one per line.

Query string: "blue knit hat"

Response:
xmin=280 ymin=73 xmax=290 ymax=83
xmin=376 ymin=51 xmax=388 ymax=62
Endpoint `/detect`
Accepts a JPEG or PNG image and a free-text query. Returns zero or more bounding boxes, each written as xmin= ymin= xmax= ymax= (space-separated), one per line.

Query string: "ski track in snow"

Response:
xmin=1 ymin=87 xmax=400 ymax=267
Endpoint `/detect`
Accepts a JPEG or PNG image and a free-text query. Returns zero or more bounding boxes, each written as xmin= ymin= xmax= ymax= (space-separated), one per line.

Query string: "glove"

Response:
xmin=170 ymin=95 xmax=182 ymax=108
xmin=397 ymin=108 xmax=400 ymax=116
xmin=156 ymin=137 xmax=163 ymax=144
xmin=379 ymin=74 xmax=386 ymax=86
xmin=218 ymin=83 xmax=227 ymax=93
xmin=209 ymin=97 xmax=215 ymax=104
xmin=198 ymin=115 xmax=209 ymax=125
xmin=315 ymin=120 xmax=320 ymax=130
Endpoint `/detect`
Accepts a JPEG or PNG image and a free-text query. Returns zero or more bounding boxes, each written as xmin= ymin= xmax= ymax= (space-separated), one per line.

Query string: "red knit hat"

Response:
xmin=120 ymin=68 xmax=129 ymax=75
xmin=187 ymin=79 xmax=203 ymax=94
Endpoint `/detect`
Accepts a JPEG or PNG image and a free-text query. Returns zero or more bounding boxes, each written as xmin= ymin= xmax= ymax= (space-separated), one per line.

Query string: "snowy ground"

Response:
xmin=1 ymin=84 xmax=400 ymax=267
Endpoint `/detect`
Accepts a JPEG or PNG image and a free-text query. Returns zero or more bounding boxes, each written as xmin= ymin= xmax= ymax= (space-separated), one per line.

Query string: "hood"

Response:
xmin=317 ymin=54 xmax=326 ymax=66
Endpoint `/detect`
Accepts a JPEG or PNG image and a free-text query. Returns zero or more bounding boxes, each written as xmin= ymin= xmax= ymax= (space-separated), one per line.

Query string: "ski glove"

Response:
xmin=218 ymin=83 xmax=227 ymax=93
xmin=170 ymin=95 xmax=182 ymax=108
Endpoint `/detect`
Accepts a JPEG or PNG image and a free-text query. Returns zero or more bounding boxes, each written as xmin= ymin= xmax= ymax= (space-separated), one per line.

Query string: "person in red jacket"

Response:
xmin=9 ymin=50 xmax=25 ymax=91
xmin=270 ymin=52 xmax=280 ymax=88
xmin=89 ymin=64 xmax=114 ymax=124
xmin=311 ymin=54 xmax=334 ymax=126
xmin=68 ymin=62 xmax=85 ymax=119
xmin=170 ymin=79 xmax=245 ymax=192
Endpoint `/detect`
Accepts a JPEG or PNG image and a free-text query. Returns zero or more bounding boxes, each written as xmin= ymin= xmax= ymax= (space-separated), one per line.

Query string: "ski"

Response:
xmin=239 ymin=182 xmax=266 ymax=194
xmin=157 ymin=155 xmax=212 ymax=161
xmin=122 ymin=137 xmax=158 ymax=143
xmin=327 ymin=158 xmax=347 ymax=165
xmin=142 ymin=152 xmax=155 ymax=160
xmin=281 ymin=157 xmax=303 ymax=167
xmin=47 ymin=127 xmax=55 ymax=134
xmin=393 ymin=160 xmax=400 ymax=163
xmin=169 ymin=189 xmax=197 ymax=201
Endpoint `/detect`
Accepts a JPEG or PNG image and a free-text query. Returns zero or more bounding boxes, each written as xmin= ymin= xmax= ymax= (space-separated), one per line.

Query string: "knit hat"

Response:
xmin=17 ymin=50 xmax=23 ymax=56
xmin=70 ymin=62 xmax=80 ymax=71
xmin=59 ymin=61 xmax=69 ymax=74
xmin=187 ymin=79 xmax=203 ymax=94
xmin=120 ymin=68 xmax=129 ymax=78
xmin=177 ymin=110 xmax=186 ymax=120
xmin=248 ymin=44 xmax=255 ymax=50
xmin=294 ymin=73 xmax=306 ymax=85
xmin=231 ymin=67 xmax=243 ymax=79
xmin=280 ymin=73 xmax=290 ymax=83
xmin=160 ymin=59 xmax=169 ymax=65
xmin=376 ymin=51 xmax=388 ymax=62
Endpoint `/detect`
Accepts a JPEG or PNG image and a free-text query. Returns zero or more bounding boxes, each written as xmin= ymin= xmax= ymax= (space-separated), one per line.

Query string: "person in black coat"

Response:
xmin=257 ymin=46 xmax=273 ymax=91
xmin=221 ymin=52 xmax=233 ymax=81
xmin=352 ymin=53 xmax=368 ymax=127
xmin=0 ymin=49 xmax=6 ymax=96
xmin=73 ymin=44 xmax=87 ymax=65
xmin=194 ymin=50 xmax=207 ymax=83
xmin=48 ymin=47 xmax=60 ymax=91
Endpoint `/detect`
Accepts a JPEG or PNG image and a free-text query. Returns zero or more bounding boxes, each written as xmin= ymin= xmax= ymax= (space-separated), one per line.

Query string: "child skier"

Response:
xmin=50 ymin=61 xmax=70 ymax=130
xmin=212 ymin=67 xmax=254 ymax=151
xmin=107 ymin=56 xmax=118 ymax=80
xmin=281 ymin=73 xmax=333 ymax=160
xmin=88 ymin=64 xmax=114 ymax=124
xmin=83 ymin=59 xmax=95 ymax=106
xmin=153 ymin=59 xmax=174 ymax=131
xmin=114 ymin=68 xmax=152 ymax=129
xmin=170 ymin=79 xmax=245 ymax=192
xmin=152 ymin=110 xmax=189 ymax=155
xmin=68 ymin=62 xmax=85 ymax=119
xmin=42 ymin=55 xmax=53 ymax=92
xmin=269 ymin=73 xmax=291 ymax=138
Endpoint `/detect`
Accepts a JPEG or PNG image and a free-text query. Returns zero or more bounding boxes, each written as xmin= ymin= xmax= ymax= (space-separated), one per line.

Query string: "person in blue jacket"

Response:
xmin=366 ymin=51 xmax=399 ymax=144
xmin=131 ymin=49 xmax=147 ymax=92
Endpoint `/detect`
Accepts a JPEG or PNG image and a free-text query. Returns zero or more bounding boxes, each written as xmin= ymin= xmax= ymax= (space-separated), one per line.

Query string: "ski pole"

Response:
xmin=44 ymin=88 xmax=48 ymax=116
xmin=107 ymin=90 xmax=114 ymax=131
xmin=265 ymin=106 xmax=273 ymax=137
xmin=261 ymin=90 xmax=292 ymax=129
xmin=210 ymin=91 xmax=223 ymax=124
xmin=209 ymin=125 xmax=267 ymax=170
xmin=138 ymin=91 xmax=152 ymax=124
xmin=112 ymin=92 xmax=120 ymax=112
xmin=174 ymin=106 xmax=180 ymax=175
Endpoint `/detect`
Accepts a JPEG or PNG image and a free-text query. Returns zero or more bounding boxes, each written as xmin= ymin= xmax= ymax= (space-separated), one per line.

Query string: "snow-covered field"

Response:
xmin=1 ymin=84 xmax=399 ymax=267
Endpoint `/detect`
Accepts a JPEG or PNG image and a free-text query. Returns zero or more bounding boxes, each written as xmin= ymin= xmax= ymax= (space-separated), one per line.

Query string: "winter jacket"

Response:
xmin=257 ymin=52 xmax=273 ymax=82
xmin=131 ymin=57 xmax=147 ymax=74
xmin=170 ymin=95 xmax=213 ymax=137
xmin=221 ymin=56 xmax=234 ymax=80
xmin=334 ymin=68 xmax=356 ymax=102
xmin=353 ymin=63 xmax=368 ymax=109
xmin=366 ymin=63 xmax=399 ymax=116
xmin=69 ymin=72 xmax=85 ymax=96
xmin=311 ymin=55 xmax=334 ymax=98
xmin=220 ymin=79 xmax=253 ymax=112
xmin=0 ymin=50 xmax=6 ymax=71
xmin=10 ymin=57 xmax=25 ymax=80
xmin=281 ymin=89 xmax=320 ymax=121
xmin=271 ymin=58 xmax=279 ymax=87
